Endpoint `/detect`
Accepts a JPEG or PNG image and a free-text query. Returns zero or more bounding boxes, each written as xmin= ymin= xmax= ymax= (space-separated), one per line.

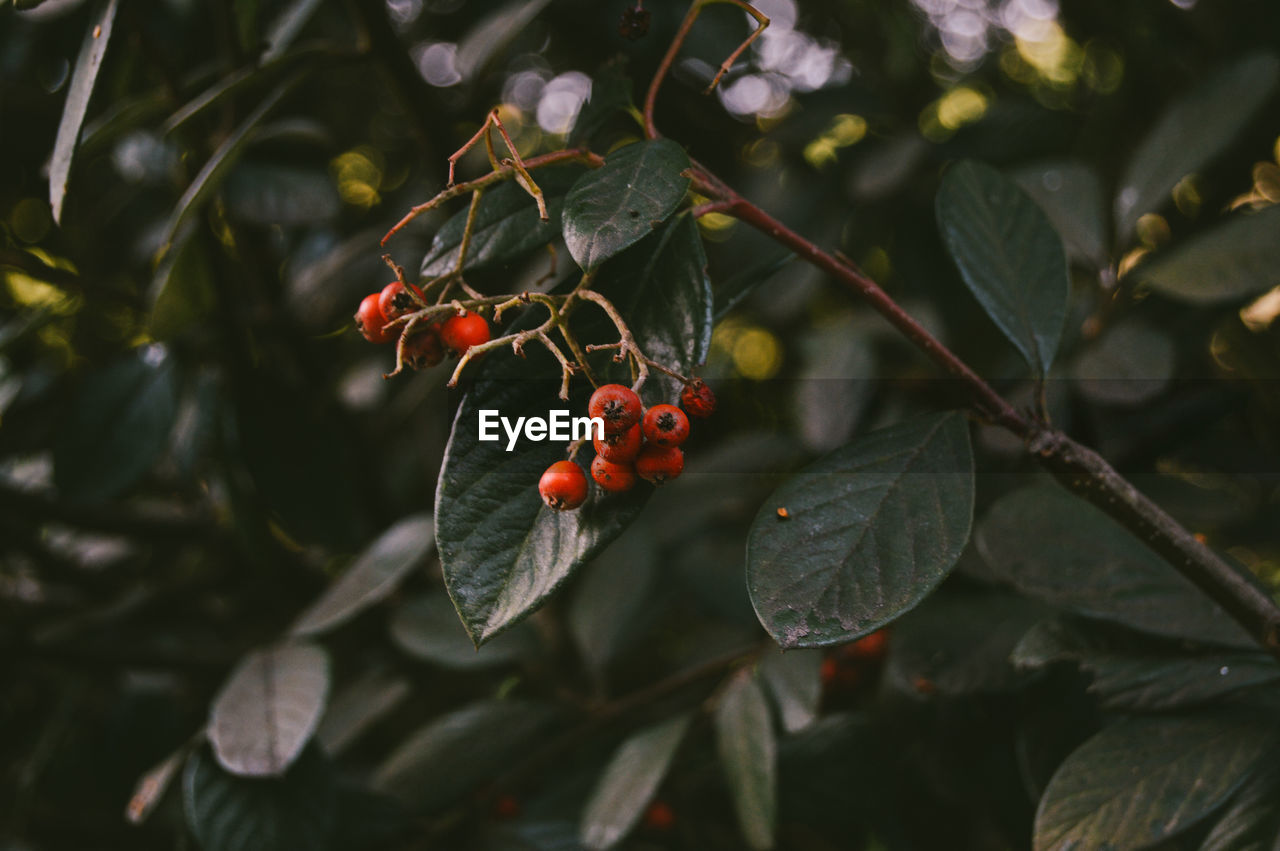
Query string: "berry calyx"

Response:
xmin=642 ymin=404 xmax=689 ymax=447
xmin=377 ymin=280 xmax=425 ymax=321
xmin=355 ymin=293 xmax=394 ymax=343
xmin=635 ymin=445 xmax=683 ymax=485
xmin=539 ymin=460 xmax=588 ymax=510
xmin=403 ymin=326 xmax=444 ymax=370
xmin=591 ymin=455 xmax=636 ymax=493
xmin=680 ymin=378 xmax=715 ymax=418
xmin=440 ymin=312 xmax=490 ymax=355
xmin=593 ymin=422 xmax=642 ymax=462
xmin=588 ymin=384 xmax=642 ymax=434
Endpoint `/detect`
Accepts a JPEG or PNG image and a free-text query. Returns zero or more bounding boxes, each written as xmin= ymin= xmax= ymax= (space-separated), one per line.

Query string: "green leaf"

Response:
xmin=1070 ymin=318 xmax=1175 ymax=406
xmin=315 ymin=670 xmax=410 ymax=755
xmin=1198 ymin=761 xmax=1280 ymax=851
xmin=208 ymin=643 xmax=330 ymax=777
xmin=48 ymin=0 xmax=119 ymax=224
xmin=149 ymin=223 xmax=216 ymax=341
xmin=389 ymin=592 xmax=539 ymax=668
xmin=758 ymin=650 xmax=823 ymax=734
xmin=291 ymin=514 xmax=432 ymax=637
xmin=261 ymin=0 xmax=324 ymax=61
xmin=937 ymin=160 xmax=1070 ymax=377
xmin=976 ymin=486 xmax=1252 ymax=647
xmin=568 ymin=530 xmax=657 ymax=677
xmin=716 ymin=672 xmax=777 ymax=850
xmin=792 ymin=319 xmax=875 ymax=453
xmin=747 ymin=412 xmax=975 ymax=648
xmin=569 ymin=60 xmax=633 ymax=148
xmin=372 ymin=700 xmax=558 ymax=812
xmin=1033 ymin=715 xmax=1276 ymax=851
xmin=579 ymin=715 xmax=691 ymax=850
xmin=1114 ymin=52 xmax=1280 ymax=243
xmin=419 ymin=166 xmax=582 ymax=277
xmin=562 ymin=139 xmax=691 ymax=270
xmin=1134 ymin=204 xmax=1280 ymax=304
xmin=1011 ymin=161 xmax=1107 ymax=268
xmin=54 ymin=347 xmax=179 ymax=505
xmin=184 ymin=745 xmax=336 ymax=851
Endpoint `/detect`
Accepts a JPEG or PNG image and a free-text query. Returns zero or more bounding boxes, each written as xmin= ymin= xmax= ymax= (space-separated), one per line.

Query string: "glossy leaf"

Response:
xmin=389 ymin=592 xmax=538 ymax=668
xmin=1070 ymin=318 xmax=1175 ymax=406
xmin=758 ymin=650 xmax=823 ymax=734
xmin=1114 ymin=52 xmax=1280 ymax=242
xmin=976 ymin=486 xmax=1252 ymax=647
xmin=715 ymin=672 xmax=777 ymax=850
xmin=747 ymin=412 xmax=975 ymax=648
xmin=1134 ymin=204 xmax=1280 ymax=304
xmin=1033 ymin=715 xmax=1275 ymax=850
xmin=291 ymin=514 xmax=433 ymax=637
xmin=183 ymin=745 xmax=336 ymax=851
xmin=208 ymin=643 xmax=330 ymax=777
xmin=419 ymin=166 xmax=582 ymax=277
xmin=937 ymin=160 xmax=1069 ymax=376
xmin=1198 ymin=761 xmax=1280 ymax=851
xmin=54 ymin=347 xmax=179 ymax=505
xmin=562 ymin=139 xmax=691 ymax=270
xmin=580 ymin=714 xmax=691 ymax=850
xmin=48 ymin=0 xmax=119 ymax=224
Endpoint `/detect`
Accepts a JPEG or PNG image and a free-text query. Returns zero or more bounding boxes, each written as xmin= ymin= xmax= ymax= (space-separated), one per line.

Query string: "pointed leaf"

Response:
xmin=580 ymin=715 xmax=691 ymax=850
xmin=1114 ymin=52 xmax=1280 ymax=242
xmin=48 ymin=0 xmax=119 ymax=224
xmin=291 ymin=514 xmax=433 ymax=637
xmin=126 ymin=747 xmax=186 ymax=825
xmin=562 ymin=139 xmax=691 ymax=270
xmin=937 ymin=160 xmax=1070 ymax=376
xmin=716 ymin=672 xmax=777 ymax=850
xmin=1034 ymin=715 xmax=1276 ymax=851
xmin=758 ymin=650 xmax=823 ymax=734
xmin=747 ymin=412 xmax=975 ymax=648
xmin=389 ymin=592 xmax=538 ymax=668
xmin=208 ymin=644 xmax=330 ymax=777
xmin=150 ymin=222 xmax=216 ymax=341
xmin=1134 ymin=204 xmax=1280 ymax=304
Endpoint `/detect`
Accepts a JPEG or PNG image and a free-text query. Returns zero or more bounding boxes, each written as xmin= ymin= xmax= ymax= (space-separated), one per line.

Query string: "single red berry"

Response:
xmin=819 ymin=657 xmax=839 ymax=685
xmin=642 ymin=404 xmax=689 ymax=447
xmin=440 ymin=312 xmax=490 ymax=355
xmin=634 ymin=445 xmax=683 ymax=485
xmin=588 ymin=384 xmax=642 ymax=434
xmin=539 ymin=460 xmax=588 ymax=510
xmin=591 ymin=455 xmax=636 ymax=493
xmin=492 ymin=794 xmax=520 ymax=820
xmin=843 ymin=629 xmax=889 ymax=662
xmin=403 ymin=326 xmax=444 ymax=370
xmin=680 ymin=379 xmax=715 ymax=418
xmin=642 ymin=800 xmax=675 ymax=831
xmin=377 ymin=280 xmax=425 ymax=321
xmin=593 ymin=422 xmax=642 ymax=462
xmin=355 ymin=293 xmax=394 ymax=343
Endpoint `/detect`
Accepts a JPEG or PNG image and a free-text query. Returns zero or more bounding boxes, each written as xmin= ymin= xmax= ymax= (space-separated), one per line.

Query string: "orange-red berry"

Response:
xmin=440 ymin=312 xmax=490 ymax=355
xmin=355 ymin=293 xmax=394 ymax=343
xmin=642 ymin=800 xmax=675 ymax=831
xmin=403 ymin=326 xmax=444 ymax=370
xmin=635 ymin=445 xmax=683 ymax=485
xmin=539 ymin=460 xmax=588 ymax=510
xmin=593 ymin=422 xmax=642 ymax=462
xmin=591 ymin=455 xmax=636 ymax=492
xmin=680 ymin=379 xmax=715 ymax=418
xmin=588 ymin=384 xmax=643 ymax=435
xmin=492 ymin=795 xmax=521 ymax=820
xmin=377 ymin=280 xmax=425 ymax=321
xmin=843 ymin=629 xmax=889 ymax=662
xmin=642 ymin=404 xmax=689 ymax=447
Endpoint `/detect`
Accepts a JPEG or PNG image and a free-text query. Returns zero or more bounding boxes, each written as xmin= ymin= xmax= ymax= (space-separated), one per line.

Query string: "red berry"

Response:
xmin=539 ymin=460 xmax=588 ymax=510
xmin=680 ymin=379 xmax=715 ymax=418
xmin=642 ymin=404 xmax=689 ymax=447
xmin=355 ymin=293 xmax=394 ymax=343
xmin=843 ymin=629 xmax=889 ymax=662
xmin=593 ymin=422 xmax=642 ymax=462
xmin=819 ymin=657 xmax=839 ymax=685
xmin=642 ymin=800 xmax=675 ymax=831
xmin=492 ymin=794 xmax=520 ymax=820
xmin=403 ymin=326 xmax=444 ymax=370
xmin=377 ymin=280 xmax=425 ymax=321
xmin=440 ymin=312 xmax=490 ymax=355
xmin=588 ymin=384 xmax=642 ymax=434
xmin=591 ymin=455 xmax=636 ymax=493
xmin=634 ymin=445 xmax=683 ymax=485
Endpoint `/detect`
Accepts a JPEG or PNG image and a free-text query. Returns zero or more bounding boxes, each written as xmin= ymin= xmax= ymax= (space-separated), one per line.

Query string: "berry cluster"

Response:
xmin=538 ymin=380 xmax=716 ymax=511
xmin=354 ymin=280 xmax=491 ymax=368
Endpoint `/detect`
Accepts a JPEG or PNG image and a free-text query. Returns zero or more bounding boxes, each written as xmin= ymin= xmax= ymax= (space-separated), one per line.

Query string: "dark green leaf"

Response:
xmin=712 ymin=247 xmax=794 ymax=322
xmin=261 ymin=0 xmax=324 ymax=61
xmin=1198 ymin=761 xmax=1280 ymax=851
xmin=208 ymin=643 xmax=330 ymax=777
xmin=315 ymin=670 xmax=410 ymax=755
xmin=937 ymin=160 xmax=1070 ymax=377
xmin=224 ymin=164 xmax=340 ymax=226
xmin=1033 ymin=715 xmax=1276 ymax=851
xmin=389 ymin=592 xmax=539 ymax=668
xmin=562 ymin=139 xmax=691 ymax=270
xmin=1134 ymin=204 xmax=1280 ymax=304
xmin=579 ymin=715 xmax=691 ymax=850
xmin=758 ymin=650 xmax=823 ymax=734
xmin=420 ymin=166 xmax=582 ymax=277
xmin=1114 ymin=52 xmax=1280 ymax=242
xmin=747 ymin=412 xmax=975 ymax=648
xmin=149 ymin=223 xmax=216 ymax=341
xmin=976 ymin=486 xmax=1252 ymax=647
xmin=715 ymin=672 xmax=777 ymax=850
xmin=1070 ymin=318 xmax=1175 ymax=406
xmin=568 ymin=530 xmax=657 ymax=677
xmin=54 ymin=347 xmax=179 ymax=505
xmin=792 ymin=319 xmax=875 ymax=453
xmin=1012 ymin=161 xmax=1107 ymax=268
xmin=184 ymin=745 xmax=336 ymax=851
xmin=48 ymin=0 xmax=119 ymax=224
xmin=291 ymin=514 xmax=433 ymax=637
xmin=569 ymin=60 xmax=633 ymax=147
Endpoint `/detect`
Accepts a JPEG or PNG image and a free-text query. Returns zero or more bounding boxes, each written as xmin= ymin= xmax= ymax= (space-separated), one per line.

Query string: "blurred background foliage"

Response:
xmin=2 ymin=0 xmax=1280 ymax=848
